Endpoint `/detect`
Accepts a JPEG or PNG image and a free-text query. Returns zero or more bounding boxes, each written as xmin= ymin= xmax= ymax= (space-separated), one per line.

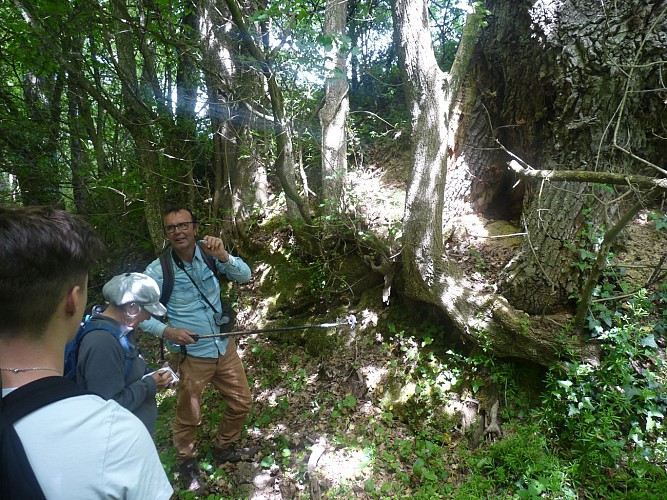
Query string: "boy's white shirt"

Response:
xmin=3 ymin=390 xmax=172 ymax=499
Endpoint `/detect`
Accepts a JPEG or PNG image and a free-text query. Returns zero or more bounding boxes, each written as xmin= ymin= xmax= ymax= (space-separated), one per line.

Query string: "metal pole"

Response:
xmin=190 ymin=314 xmax=357 ymax=341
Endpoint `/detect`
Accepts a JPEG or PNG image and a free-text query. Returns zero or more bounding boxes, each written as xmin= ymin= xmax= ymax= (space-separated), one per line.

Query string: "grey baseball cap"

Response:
xmin=102 ymin=272 xmax=167 ymax=317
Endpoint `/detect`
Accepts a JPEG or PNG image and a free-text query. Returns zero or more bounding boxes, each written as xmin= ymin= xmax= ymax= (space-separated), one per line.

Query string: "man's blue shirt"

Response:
xmin=141 ymin=245 xmax=251 ymax=358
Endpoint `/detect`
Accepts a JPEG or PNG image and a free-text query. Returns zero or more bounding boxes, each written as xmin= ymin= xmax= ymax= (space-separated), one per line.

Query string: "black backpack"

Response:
xmin=0 ymin=377 xmax=86 ymax=499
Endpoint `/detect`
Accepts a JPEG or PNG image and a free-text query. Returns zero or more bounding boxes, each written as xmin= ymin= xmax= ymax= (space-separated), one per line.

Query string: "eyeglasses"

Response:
xmin=164 ymin=221 xmax=195 ymax=234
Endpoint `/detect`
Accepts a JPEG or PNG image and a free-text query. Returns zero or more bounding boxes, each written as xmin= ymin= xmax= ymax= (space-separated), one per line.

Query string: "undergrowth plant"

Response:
xmin=454 ymin=422 xmax=578 ymax=499
xmin=150 ymin=245 xmax=667 ymax=498
xmin=541 ymin=284 xmax=667 ymax=495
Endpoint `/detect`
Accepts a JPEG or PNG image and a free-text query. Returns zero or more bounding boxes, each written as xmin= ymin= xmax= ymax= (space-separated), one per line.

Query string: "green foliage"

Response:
xmin=564 ymin=209 xmax=605 ymax=280
xmin=371 ymin=432 xmax=453 ymax=498
xmin=649 ymin=210 xmax=667 ymax=230
xmin=348 ymin=65 xmax=410 ymax=146
xmin=148 ymin=253 xmax=667 ymax=498
xmin=367 ymin=288 xmax=667 ymax=498
xmin=455 ymin=423 xmax=577 ymax=499
xmin=468 ymin=248 xmax=490 ymax=274
xmin=540 ymin=288 xmax=667 ymax=495
xmin=429 ymin=0 xmax=468 ymax=69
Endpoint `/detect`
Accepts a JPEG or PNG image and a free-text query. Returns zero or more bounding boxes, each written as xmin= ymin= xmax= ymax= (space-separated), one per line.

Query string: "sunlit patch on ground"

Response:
xmin=314 ymin=444 xmax=374 ymax=485
xmin=360 ymin=365 xmax=388 ymax=394
xmin=358 ymin=308 xmax=379 ymax=329
xmin=155 ymin=388 xmax=177 ymax=406
xmin=346 ymin=164 xmax=405 ymax=241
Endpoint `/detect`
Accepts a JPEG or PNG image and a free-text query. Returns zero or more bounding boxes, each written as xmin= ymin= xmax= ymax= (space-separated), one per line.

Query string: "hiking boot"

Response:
xmin=212 ymin=445 xmax=260 ymax=463
xmin=179 ymin=459 xmax=206 ymax=494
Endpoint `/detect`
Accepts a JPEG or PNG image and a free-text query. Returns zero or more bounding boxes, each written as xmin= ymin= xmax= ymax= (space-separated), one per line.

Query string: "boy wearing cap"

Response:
xmin=75 ymin=272 xmax=174 ymax=435
xmin=0 ymin=206 xmax=172 ymax=499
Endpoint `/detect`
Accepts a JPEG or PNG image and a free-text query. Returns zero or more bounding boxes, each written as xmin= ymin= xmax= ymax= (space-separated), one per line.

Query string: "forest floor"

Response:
xmin=141 ymin=146 xmax=667 ymax=499
xmin=137 ymin=146 xmax=493 ymax=498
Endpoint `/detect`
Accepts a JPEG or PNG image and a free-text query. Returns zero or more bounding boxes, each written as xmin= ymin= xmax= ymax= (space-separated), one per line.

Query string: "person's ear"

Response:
xmin=65 ymin=285 xmax=83 ymax=317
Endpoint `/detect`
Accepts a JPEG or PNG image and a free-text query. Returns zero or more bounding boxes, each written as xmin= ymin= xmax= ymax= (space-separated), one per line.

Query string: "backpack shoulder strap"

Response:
xmin=160 ymin=243 xmax=218 ymax=306
xmin=69 ymin=318 xmax=134 ymax=381
xmin=83 ymin=320 xmax=134 ymax=380
xmin=1 ymin=377 xmax=86 ymax=500
xmin=159 ymin=249 xmax=175 ymax=305
xmin=63 ymin=316 xmax=94 ymax=381
xmin=1 ymin=377 xmax=87 ymax=424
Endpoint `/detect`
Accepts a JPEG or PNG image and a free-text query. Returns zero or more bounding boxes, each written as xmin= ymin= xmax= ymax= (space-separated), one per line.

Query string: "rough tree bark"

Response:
xmin=440 ymin=0 xmax=667 ymax=319
xmin=393 ymin=0 xmax=565 ymax=365
xmin=494 ymin=1 xmax=667 ymax=315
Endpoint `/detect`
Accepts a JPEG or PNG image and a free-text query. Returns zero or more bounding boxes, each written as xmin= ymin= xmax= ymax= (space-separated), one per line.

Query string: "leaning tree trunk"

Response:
xmin=224 ymin=0 xmax=311 ymax=225
xmin=199 ymin=0 xmax=245 ymax=236
xmin=267 ymin=80 xmax=306 ymax=222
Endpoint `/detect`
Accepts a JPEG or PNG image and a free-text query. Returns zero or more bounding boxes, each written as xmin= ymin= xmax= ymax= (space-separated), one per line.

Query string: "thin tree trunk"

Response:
xmin=319 ymin=0 xmax=349 ymax=216
xmin=65 ymin=30 xmax=90 ymax=215
xmin=392 ymin=0 xmax=455 ymax=300
xmin=111 ymin=0 xmax=164 ymax=250
xmin=224 ymin=0 xmax=311 ymax=224
xmin=174 ymin=0 xmax=199 ymax=209
xmin=198 ymin=0 xmax=255 ymax=239
xmin=16 ymin=72 xmax=64 ymax=206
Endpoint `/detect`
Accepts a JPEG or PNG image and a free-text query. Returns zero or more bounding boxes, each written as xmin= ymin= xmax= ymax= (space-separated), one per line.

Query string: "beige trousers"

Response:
xmin=172 ymin=339 xmax=252 ymax=462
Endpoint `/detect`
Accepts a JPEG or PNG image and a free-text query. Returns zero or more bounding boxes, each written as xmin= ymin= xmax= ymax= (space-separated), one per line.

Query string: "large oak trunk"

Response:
xmin=453 ymin=0 xmax=667 ymax=315
xmin=394 ymin=0 xmax=666 ymax=364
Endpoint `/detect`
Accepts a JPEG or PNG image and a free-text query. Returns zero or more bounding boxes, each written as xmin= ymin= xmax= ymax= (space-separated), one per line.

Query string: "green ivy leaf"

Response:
xmin=640 ymin=335 xmax=658 ymax=348
xmin=342 ymin=394 xmax=357 ymax=408
xmin=528 ymin=478 xmax=545 ymax=496
xmin=413 ymin=457 xmax=425 ymax=475
xmin=423 ymin=469 xmax=438 ymax=481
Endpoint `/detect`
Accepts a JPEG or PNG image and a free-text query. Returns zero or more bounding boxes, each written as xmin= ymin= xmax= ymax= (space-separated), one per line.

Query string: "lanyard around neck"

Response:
xmin=171 ymin=250 xmax=220 ymax=315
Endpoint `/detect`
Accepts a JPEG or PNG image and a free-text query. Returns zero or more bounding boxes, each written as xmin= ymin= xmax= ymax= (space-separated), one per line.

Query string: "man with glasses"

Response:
xmin=141 ymin=207 xmax=253 ymax=494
